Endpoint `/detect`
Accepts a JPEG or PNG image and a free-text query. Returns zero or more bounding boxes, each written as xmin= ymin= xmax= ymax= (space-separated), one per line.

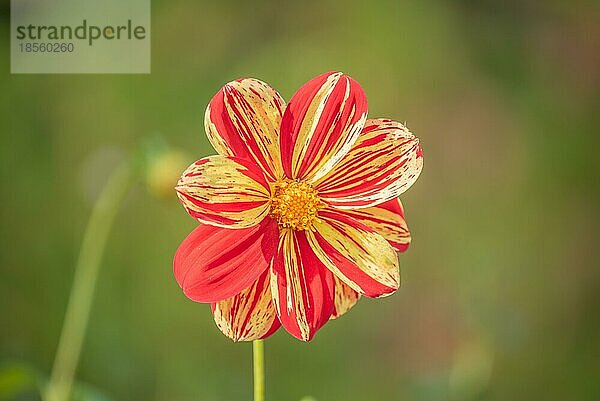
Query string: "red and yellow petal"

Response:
xmin=270 ymin=229 xmax=336 ymax=341
xmin=307 ymin=209 xmax=400 ymax=298
xmin=173 ymin=219 xmax=279 ymax=303
xmin=280 ymin=72 xmax=368 ymax=183
xmin=211 ymin=270 xmax=280 ymax=342
xmin=334 ymin=198 xmax=411 ymax=252
xmin=176 ymin=155 xmax=271 ymax=228
xmin=205 ymin=78 xmax=286 ymax=181
xmin=316 ymin=119 xmax=423 ymax=209
xmin=331 ymin=276 xmax=359 ymax=319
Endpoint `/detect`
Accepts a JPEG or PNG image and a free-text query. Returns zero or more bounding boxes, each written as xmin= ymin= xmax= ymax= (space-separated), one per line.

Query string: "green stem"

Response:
xmin=45 ymin=163 xmax=132 ymax=401
xmin=253 ymin=340 xmax=265 ymax=401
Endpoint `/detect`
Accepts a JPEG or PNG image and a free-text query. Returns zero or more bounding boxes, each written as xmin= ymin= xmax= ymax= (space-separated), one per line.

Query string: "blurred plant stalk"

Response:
xmin=44 ymin=162 xmax=133 ymax=401
xmin=253 ymin=340 xmax=264 ymax=401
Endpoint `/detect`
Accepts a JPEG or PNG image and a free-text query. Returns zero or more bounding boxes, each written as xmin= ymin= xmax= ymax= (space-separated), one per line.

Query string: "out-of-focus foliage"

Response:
xmin=0 ymin=362 xmax=42 ymax=401
xmin=1 ymin=0 xmax=599 ymax=400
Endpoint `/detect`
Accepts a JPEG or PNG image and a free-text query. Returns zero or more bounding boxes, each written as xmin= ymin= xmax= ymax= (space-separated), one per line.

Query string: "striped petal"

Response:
xmin=307 ymin=209 xmax=400 ymax=298
xmin=173 ymin=219 xmax=279 ymax=303
xmin=331 ymin=276 xmax=359 ymax=319
xmin=212 ymin=270 xmax=281 ymax=342
xmin=334 ymin=198 xmax=411 ymax=252
xmin=205 ymin=78 xmax=286 ymax=181
xmin=270 ymin=229 xmax=336 ymax=341
xmin=280 ymin=72 xmax=368 ymax=183
xmin=176 ymin=155 xmax=271 ymax=228
xmin=316 ymin=119 xmax=423 ymax=209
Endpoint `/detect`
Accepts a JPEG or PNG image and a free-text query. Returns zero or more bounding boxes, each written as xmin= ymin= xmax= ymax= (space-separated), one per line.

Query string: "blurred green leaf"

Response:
xmin=0 ymin=362 xmax=41 ymax=401
xmin=0 ymin=362 xmax=112 ymax=401
xmin=70 ymin=382 xmax=113 ymax=401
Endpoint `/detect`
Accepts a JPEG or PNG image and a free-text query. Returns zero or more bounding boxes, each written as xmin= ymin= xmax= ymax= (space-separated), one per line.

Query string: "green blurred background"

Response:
xmin=1 ymin=0 xmax=599 ymax=400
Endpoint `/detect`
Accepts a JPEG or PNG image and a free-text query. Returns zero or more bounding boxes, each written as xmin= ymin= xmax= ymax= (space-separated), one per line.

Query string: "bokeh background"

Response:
xmin=1 ymin=0 xmax=599 ymax=400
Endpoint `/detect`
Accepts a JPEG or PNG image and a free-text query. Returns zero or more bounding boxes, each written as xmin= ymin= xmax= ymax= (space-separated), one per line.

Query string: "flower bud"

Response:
xmin=146 ymin=149 xmax=190 ymax=199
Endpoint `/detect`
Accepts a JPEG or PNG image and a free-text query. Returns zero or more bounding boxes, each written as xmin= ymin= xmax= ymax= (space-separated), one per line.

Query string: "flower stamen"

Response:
xmin=270 ymin=179 xmax=322 ymax=231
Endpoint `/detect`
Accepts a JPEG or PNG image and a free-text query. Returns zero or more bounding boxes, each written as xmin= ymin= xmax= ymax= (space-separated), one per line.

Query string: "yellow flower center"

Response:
xmin=270 ymin=179 xmax=323 ymax=231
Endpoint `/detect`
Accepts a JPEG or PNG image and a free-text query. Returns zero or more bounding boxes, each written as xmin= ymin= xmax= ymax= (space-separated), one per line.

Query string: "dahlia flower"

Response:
xmin=174 ymin=72 xmax=423 ymax=341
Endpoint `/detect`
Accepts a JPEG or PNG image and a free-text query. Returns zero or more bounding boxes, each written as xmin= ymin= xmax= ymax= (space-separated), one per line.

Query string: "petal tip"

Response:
xmin=416 ymin=142 xmax=424 ymax=158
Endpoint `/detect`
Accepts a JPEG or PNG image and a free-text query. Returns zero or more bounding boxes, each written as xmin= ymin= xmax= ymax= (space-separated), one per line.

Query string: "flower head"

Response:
xmin=174 ymin=72 xmax=423 ymax=341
